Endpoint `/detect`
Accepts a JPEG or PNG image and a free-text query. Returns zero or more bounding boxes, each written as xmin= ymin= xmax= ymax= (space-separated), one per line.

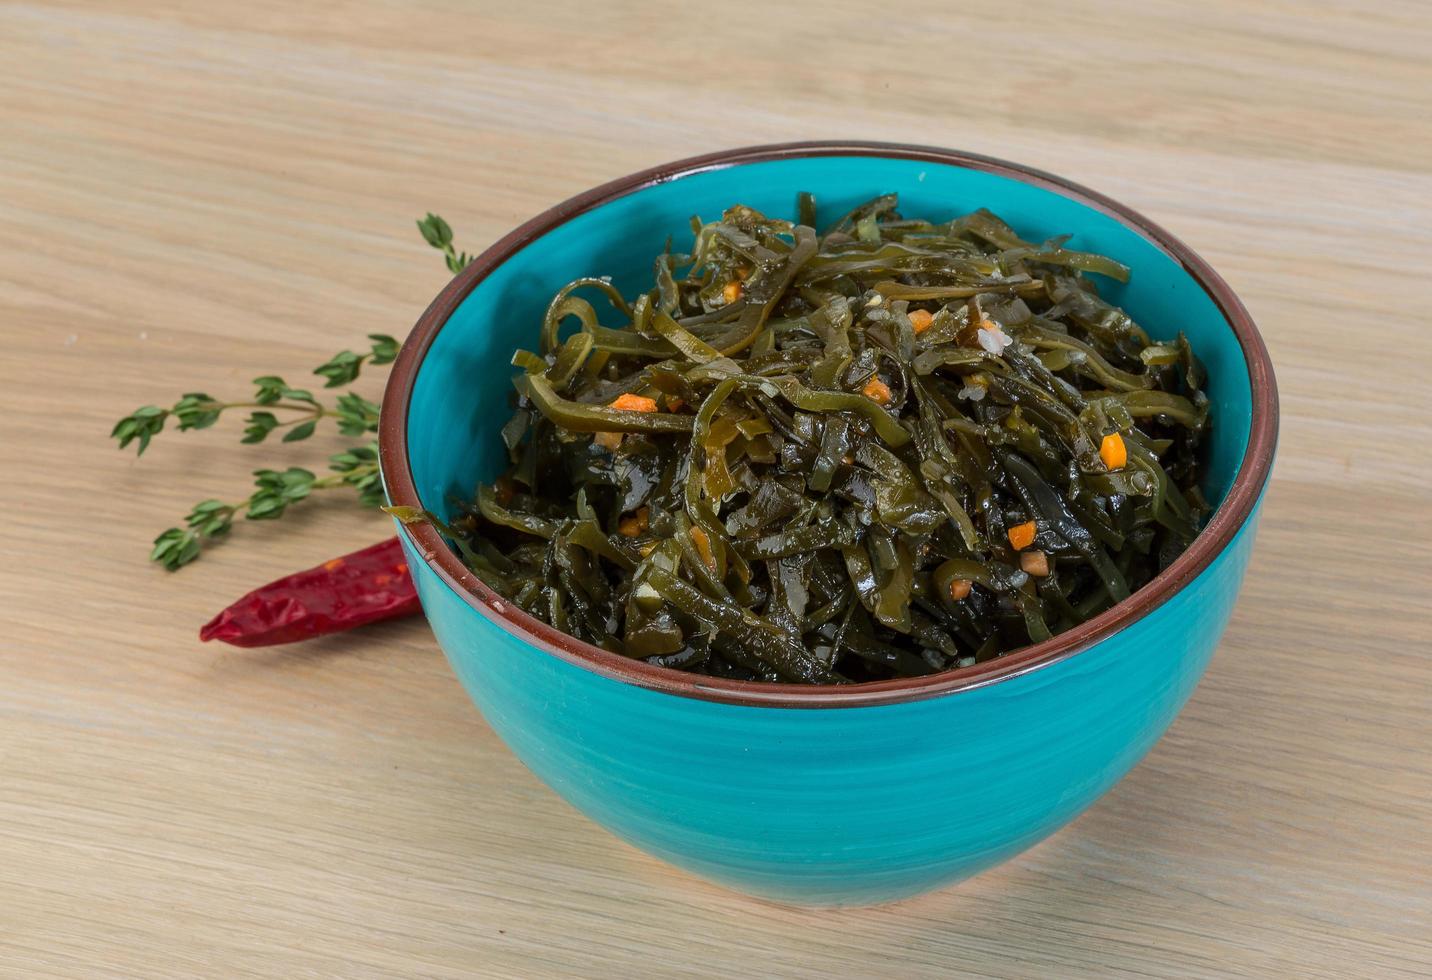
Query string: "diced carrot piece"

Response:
xmin=948 ymin=578 xmax=973 ymax=601
xmin=610 ymin=392 xmax=659 ymax=413
xmin=908 ymin=309 xmax=934 ymax=334
xmin=1020 ymin=550 xmax=1050 ymax=577
xmin=1100 ymin=432 xmax=1127 ymax=470
xmin=593 ymin=430 xmax=623 ymax=451
xmin=722 ymin=281 xmax=743 ymax=304
xmin=618 ymin=507 xmax=650 ymax=537
xmin=689 ymin=526 xmax=717 ymax=572
xmin=861 ymin=376 xmax=892 ymax=405
xmin=322 ymin=558 xmax=346 ymax=572
xmin=666 ymin=395 xmax=685 ymax=411
xmin=1007 ymin=520 xmax=1037 ymax=550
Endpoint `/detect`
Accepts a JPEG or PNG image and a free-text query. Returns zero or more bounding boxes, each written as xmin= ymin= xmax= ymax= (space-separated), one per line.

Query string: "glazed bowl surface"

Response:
xmin=379 ymin=142 xmax=1277 ymax=906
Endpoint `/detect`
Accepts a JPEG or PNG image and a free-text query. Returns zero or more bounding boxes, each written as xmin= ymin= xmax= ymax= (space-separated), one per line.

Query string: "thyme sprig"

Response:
xmin=115 ymin=215 xmax=467 ymax=569
xmin=417 ymin=213 xmax=474 ymax=274
xmin=111 ymin=340 xmax=392 ymax=456
xmin=148 ymin=448 xmax=383 ymax=570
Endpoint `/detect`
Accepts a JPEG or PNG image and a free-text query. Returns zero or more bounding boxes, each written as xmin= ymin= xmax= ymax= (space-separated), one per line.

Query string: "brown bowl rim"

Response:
xmin=378 ymin=140 xmax=1278 ymax=709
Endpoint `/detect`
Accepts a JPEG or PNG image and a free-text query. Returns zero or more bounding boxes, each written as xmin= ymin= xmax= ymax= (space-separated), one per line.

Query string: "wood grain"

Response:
xmin=3 ymin=1 xmax=1430 ymax=976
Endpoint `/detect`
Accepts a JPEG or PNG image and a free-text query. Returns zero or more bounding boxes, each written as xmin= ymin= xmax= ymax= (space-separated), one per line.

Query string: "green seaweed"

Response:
xmin=442 ymin=194 xmax=1211 ymax=683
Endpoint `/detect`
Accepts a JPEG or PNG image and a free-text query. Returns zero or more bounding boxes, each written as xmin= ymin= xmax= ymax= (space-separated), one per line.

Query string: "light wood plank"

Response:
xmin=3 ymin=2 xmax=1430 ymax=976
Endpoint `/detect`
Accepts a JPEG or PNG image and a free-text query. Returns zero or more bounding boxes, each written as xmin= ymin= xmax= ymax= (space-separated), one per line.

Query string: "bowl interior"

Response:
xmin=404 ymin=154 xmax=1253 ymax=546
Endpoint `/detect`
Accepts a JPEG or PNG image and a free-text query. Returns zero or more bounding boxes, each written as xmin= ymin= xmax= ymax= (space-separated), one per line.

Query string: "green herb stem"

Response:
xmin=117 ymin=212 xmax=469 ymax=570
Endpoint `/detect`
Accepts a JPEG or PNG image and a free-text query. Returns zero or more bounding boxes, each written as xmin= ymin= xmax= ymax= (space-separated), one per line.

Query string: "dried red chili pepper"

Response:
xmin=199 ymin=537 xmax=420 ymax=647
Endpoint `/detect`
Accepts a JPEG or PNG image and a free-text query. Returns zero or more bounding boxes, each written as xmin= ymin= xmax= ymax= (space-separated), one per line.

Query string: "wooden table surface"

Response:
xmin=4 ymin=2 xmax=1431 ymax=976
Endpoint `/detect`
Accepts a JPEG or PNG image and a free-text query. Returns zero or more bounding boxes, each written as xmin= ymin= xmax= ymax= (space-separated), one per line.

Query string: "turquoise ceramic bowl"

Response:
xmin=379 ymin=143 xmax=1278 ymax=907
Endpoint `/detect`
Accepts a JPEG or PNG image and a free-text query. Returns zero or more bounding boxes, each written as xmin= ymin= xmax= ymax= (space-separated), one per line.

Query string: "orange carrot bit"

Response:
xmin=722 ymin=280 xmax=743 ymax=304
xmin=1020 ymin=550 xmax=1050 ymax=577
xmin=1007 ymin=520 xmax=1037 ymax=551
xmin=322 ymin=558 xmax=346 ymax=572
xmin=593 ymin=430 xmax=623 ymax=451
xmin=609 ymin=392 xmax=659 ymax=413
xmin=948 ymin=578 xmax=973 ymax=601
xmin=907 ymin=309 xmax=934 ymax=334
xmin=689 ymin=526 xmax=718 ymax=572
xmin=861 ymin=376 xmax=892 ymax=405
xmin=665 ymin=395 xmax=685 ymax=412
xmin=1100 ymin=432 xmax=1127 ymax=470
xmin=618 ymin=506 xmax=650 ymax=537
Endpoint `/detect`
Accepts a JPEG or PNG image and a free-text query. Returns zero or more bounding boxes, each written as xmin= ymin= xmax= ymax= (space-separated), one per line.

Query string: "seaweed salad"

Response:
xmin=436 ymin=194 xmax=1210 ymax=684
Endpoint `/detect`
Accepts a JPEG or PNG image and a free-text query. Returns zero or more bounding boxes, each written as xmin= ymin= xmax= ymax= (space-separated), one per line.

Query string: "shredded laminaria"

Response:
xmin=436 ymin=194 xmax=1211 ymax=684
